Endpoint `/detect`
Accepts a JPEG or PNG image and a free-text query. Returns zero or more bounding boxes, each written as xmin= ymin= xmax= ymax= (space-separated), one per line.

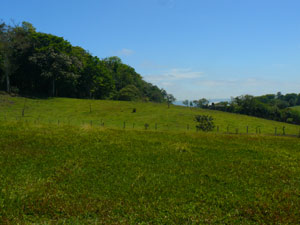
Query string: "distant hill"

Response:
xmin=174 ymin=99 xmax=230 ymax=106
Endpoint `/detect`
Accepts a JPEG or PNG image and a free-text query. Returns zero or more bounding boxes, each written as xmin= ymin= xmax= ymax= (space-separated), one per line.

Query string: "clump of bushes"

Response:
xmin=195 ymin=115 xmax=215 ymax=132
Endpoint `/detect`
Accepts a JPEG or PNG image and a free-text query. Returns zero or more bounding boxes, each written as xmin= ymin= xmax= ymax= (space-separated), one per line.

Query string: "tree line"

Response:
xmin=0 ymin=21 xmax=173 ymax=103
xmin=183 ymin=92 xmax=300 ymax=125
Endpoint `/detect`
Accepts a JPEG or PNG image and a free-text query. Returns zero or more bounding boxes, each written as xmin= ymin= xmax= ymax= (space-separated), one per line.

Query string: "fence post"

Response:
xmin=246 ymin=126 xmax=248 ymax=134
xmin=90 ymin=120 xmax=93 ymax=127
xmin=58 ymin=120 xmax=60 ymax=125
xmin=123 ymin=122 xmax=126 ymax=129
xmin=282 ymin=126 xmax=285 ymax=135
xmin=275 ymin=127 xmax=277 ymax=135
xmin=133 ymin=123 xmax=135 ymax=129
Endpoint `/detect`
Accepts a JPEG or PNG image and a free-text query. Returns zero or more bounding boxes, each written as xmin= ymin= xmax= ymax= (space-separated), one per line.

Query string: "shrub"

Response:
xmin=195 ymin=115 xmax=215 ymax=132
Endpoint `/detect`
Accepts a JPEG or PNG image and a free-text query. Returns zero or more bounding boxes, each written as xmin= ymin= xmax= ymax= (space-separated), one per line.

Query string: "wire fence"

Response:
xmin=1 ymin=115 xmax=300 ymax=138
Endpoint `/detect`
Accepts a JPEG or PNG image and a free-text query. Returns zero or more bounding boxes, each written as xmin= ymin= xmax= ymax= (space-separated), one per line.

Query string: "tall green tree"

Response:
xmin=0 ymin=22 xmax=31 ymax=92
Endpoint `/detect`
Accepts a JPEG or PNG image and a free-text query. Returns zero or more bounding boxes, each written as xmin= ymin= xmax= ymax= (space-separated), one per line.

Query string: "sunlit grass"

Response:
xmin=0 ymin=122 xmax=300 ymax=224
xmin=1 ymin=95 xmax=300 ymax=223
xmin=1 ymin=94 xmax=300 ymax=135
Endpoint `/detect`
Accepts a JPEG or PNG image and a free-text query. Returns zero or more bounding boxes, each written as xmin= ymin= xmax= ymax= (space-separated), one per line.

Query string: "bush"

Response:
xmin=118 ymin=85 xmax=141 ymax=101
xmin=195 ymin=115 xmax=215 ymax=132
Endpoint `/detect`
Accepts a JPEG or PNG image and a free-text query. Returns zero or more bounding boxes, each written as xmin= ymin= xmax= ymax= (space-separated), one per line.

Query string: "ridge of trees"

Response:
xmin=183 ymin=92 xmax=300 ymax=125
xmin=0 ymin=21 xmax=171 ymax=103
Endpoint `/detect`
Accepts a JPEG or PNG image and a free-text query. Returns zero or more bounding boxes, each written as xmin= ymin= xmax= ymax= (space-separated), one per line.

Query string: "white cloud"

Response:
xmin=197 ymin=78 xmax=280 ymax=88
xmin=161 ymin=82 xmax=174 ymax=87
xmin=145 ymin=68 xmax=204 ymax=82
xmin=157 ymin=0 xmax=175 ymax=8
xmin=139 ymin=60 xmax=168 ymax=70
xmin=117 ymin=48 xmax=134 ymax=56
xmin=146 ymin=71 xmax=300 ymax=100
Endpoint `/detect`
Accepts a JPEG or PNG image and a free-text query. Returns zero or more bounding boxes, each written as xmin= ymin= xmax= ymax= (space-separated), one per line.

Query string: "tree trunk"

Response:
xmin=6 ymin=72 xmax=10 ymax=93
xmin=4 ymin=55 xmax=10 ymax=93
xmin=52 ymin=79 xmax=55 ymax=97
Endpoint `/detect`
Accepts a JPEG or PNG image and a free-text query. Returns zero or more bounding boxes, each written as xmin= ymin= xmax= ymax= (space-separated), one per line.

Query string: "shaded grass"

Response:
xmin=1 ymin=122 xmax=300 ymax=224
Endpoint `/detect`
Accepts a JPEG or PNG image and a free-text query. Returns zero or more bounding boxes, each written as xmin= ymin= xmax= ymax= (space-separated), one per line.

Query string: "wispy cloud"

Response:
xmin=157 ymin=0 xmax=175 ymax=8
xmin=197 ymin=78 xmax=280 ymax=88
xmin=145 ymin=71 xmax=300 ymax=100
xmin=272 ymin=63 xmax=287 ymax=68
xmin=145 ymin=68 xmax=204 ymax=82
xmin=139 ymin=60 xmax=169 ymax=70
xmin=117 ymin=48 xmax=134 ymax=56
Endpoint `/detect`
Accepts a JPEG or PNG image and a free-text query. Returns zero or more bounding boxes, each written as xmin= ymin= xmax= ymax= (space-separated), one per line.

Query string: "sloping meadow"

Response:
xmin=1 ymin=95 xmax=300 ymax=135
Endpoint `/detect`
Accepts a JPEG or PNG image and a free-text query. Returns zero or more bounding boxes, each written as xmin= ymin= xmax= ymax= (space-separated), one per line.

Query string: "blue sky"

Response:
xmin=2 ymin=0 xmax=300 ymax=100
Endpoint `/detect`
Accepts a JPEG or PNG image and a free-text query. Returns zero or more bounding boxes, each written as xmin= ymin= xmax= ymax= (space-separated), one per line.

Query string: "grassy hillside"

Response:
xmin=1 ymin=94 xmax=300 ymax=135
xmin=1 ymin=94 xmax=300 ymax=223
xmin=1 ymin=122 xmax=300 ymax=224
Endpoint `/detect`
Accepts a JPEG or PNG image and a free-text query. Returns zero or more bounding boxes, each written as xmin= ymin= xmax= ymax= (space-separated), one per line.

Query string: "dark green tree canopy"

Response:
xmin=0 ymin=21 xmax=169 ymax=102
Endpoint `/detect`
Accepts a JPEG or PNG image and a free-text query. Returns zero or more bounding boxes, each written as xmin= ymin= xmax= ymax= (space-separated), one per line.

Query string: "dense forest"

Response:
xmin=0 ymin=21 xmax=171 ymax=102
xmin=186 ymin=93 xmax=300 ymax=125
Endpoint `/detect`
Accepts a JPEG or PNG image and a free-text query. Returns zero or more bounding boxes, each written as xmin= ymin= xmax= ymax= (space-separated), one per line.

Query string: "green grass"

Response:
xmin=1 ymin=94 xmax=300 ymax=224
xmin=1 ymin=122 xmax=300 ymax=224
xmin=1 ymin=94 xmax=300 ymax=135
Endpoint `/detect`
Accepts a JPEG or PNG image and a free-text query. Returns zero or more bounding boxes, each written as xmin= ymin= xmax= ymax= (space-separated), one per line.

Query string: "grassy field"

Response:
xmin=1 ymin=122 xmax=300 ymax=224
xmin=1 ymin=94 xmax=300 ymax=135
xmin=1 ymin=94 xmax=300 ymax=224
